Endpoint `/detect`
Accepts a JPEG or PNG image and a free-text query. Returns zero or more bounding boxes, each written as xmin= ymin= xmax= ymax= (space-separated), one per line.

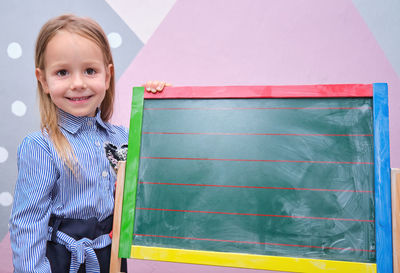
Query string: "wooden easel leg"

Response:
xmin=110 ymin=161 xmax=126 ymax=273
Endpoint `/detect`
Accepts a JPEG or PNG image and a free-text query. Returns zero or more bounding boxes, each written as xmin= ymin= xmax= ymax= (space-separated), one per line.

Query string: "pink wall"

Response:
xmin=113 ymin=0 xmax=400 ymax=169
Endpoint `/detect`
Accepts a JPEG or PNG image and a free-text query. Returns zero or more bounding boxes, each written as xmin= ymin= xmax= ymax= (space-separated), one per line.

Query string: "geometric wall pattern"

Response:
xmin=0 ymin=0 xmax=398 ymax=272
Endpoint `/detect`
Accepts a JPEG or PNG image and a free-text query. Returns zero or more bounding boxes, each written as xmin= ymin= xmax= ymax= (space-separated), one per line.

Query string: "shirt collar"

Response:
xmin=58 ymin=109 xmax=112 ymax=134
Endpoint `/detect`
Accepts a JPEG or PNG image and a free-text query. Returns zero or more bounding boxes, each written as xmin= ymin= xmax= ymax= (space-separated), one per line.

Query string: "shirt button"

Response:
xmin=88 ymin=121 xmax=93 ymax=126
xmin=95 ymin=141 xmax=101 ymax=147
xmin=102 ymin=171 xmax=108 ymax=178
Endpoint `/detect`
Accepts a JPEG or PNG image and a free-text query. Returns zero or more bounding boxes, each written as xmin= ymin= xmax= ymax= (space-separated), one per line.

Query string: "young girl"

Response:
xmin=9 ymin=14 xmax=167 ymax=272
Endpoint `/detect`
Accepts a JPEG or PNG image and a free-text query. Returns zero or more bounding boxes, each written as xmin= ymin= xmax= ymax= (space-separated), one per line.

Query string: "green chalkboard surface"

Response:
xmin=130 ymin=97 xmax=375 ymax=263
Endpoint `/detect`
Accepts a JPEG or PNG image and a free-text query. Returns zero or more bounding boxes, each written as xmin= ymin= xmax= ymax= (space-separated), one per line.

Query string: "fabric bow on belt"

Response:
xmin=48 ymin=227 xmax=112 ymax=273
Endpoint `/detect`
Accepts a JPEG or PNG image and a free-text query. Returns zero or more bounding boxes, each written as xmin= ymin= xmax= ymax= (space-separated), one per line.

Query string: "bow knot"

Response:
xmin=48 ymin=227 xmax=112 ymax=273
xmin=67 ymin=238 xmax=93 ymax=265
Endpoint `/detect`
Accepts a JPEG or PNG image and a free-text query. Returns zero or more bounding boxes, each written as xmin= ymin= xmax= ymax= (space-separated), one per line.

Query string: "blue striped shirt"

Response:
xmin=9 ymin=109 xmax=128 ymax=272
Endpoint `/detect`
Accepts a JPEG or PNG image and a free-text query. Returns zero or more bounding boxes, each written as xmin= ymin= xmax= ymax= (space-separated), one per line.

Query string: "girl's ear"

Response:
xmin=105 ymin=64 xmax=113 ymax=90
xmin=35 ymin=68 xmax=49 ymax=94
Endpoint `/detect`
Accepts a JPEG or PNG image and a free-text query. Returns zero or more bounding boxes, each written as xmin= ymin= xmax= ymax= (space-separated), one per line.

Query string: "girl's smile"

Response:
xmin=36 ymin=30 xmax=112 ymax=117
xmin=68 ymin=95 xmax=93 ymax=102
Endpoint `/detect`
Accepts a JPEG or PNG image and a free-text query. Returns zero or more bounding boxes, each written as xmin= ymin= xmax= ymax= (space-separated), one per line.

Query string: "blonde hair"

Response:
xmin=35 ymin=14 xmax=115 ymax=174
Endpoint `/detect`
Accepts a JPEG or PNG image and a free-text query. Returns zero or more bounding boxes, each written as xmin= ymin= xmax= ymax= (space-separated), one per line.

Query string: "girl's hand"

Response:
xmin=144 ymin=81 xmax=171 ymax=93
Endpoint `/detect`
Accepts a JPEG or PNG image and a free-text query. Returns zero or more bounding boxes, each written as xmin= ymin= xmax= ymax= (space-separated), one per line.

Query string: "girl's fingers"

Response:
xmin=145 ymin=81 xmax=171 ymax=93
xmin=145 ymin=81 xmax=159 ymax=93
xmin=156 ymin=81 xmax=165 ymax=91
xmin=144 ymin=81 xmax=152 ymax=92
xmin=152 ymin=81 xmax=159 ymax=92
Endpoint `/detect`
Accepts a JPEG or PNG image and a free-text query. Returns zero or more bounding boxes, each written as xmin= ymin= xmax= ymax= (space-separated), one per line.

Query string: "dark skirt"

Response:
xmin=47 ymin=214 xmax=127 ymax=273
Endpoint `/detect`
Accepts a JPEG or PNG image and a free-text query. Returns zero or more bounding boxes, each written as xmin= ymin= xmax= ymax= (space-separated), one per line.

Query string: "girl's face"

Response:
xmin=36 ymin=30 xmax=112 ymax=117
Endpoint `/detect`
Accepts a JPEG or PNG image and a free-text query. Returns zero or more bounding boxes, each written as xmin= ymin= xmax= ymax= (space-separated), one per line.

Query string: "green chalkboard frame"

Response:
xmin=119 ymin=84 xmax=391 ymax=273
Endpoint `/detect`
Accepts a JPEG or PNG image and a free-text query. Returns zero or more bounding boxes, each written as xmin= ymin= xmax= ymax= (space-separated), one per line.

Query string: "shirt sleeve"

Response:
xmin=9 ymin=135 xmax=59 ymax=273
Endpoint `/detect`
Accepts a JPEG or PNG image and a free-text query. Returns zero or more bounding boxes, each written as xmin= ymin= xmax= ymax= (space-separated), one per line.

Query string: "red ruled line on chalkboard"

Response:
xmin=142 ymin=156 xmax=374 ymax=165
xmin=134 ymin=233 xmax=375 ymax=252
xmin=144 ymin=107 xmax=371 ymax=110
xmin=136 ymin=208 xmax=374 ymax=222
xmin=143 ymin=132 xmax=373 ymax=137
xmin=139 ymin=181 xmax=373 ymax=193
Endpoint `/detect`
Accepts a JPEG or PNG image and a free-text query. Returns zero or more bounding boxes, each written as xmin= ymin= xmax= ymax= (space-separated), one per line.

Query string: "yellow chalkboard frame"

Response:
xmin=130 ymin=246 xmax=376 ymax=272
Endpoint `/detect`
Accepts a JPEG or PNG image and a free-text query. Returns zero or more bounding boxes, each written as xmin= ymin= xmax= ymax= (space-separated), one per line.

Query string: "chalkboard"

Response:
xmin=119 ymin=84 xmax=392 ymax=273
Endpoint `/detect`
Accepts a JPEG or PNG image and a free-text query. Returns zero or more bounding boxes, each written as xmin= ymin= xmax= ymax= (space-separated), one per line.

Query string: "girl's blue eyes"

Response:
xmin=57 ymin=70 xmax=68 ymax=77
xmin=56 ymin=68 xmax=96 ymax=77
xmin=85 ymin=68 xmax=96 ymax=75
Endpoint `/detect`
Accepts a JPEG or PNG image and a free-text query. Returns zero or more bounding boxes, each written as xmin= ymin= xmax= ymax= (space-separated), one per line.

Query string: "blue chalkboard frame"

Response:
xmin=373 ymin=83 xmax=392 ymax=273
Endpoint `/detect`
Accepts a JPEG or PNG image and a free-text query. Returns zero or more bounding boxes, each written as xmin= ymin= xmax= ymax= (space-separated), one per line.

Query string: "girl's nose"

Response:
xmin=70 ymin=74 xmax=87 ymax=90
